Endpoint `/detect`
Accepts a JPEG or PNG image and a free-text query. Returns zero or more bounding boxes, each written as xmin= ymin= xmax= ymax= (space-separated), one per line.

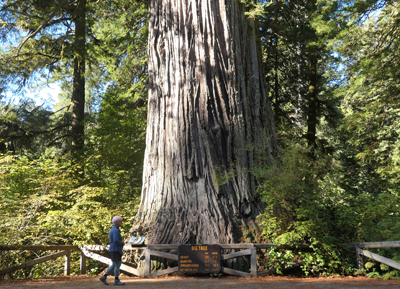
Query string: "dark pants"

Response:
xmin=105 ymin=251 xmax=122 ymax=279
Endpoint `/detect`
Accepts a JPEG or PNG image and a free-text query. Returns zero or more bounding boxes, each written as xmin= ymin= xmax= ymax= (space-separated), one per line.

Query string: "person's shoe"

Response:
xmin=114 ymin=279 xmax=125 ymax=286
xmin=99 ymin=275 xmax=109 ymax=285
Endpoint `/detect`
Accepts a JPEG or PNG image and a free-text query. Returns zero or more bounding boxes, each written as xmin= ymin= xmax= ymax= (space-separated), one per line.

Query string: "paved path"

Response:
xmin=1 ymin=275 xmax=400 ymax=289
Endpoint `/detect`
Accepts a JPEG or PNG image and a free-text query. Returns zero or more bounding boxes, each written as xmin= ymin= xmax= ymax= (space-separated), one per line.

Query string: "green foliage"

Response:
xmin=258 ymin=143 xmax=356 ymax=275
xmin=262 ymin=245 xmax=345 ymax=276
xmin=260 ymin=143 xmax=345 ymax=242
xmin=262 ymin=248 xmax=296 ymax=275
xmin=330 ymin=0 xmax=400 ymax=245
xmin=363 ymin=253 xmax=400 ymax=280
xmin=0 ymin=0 xmax=77 ymax=92
xmin=256 ymin=0 xmax=400 ymax=278
xmin=88 ymin=0 xmax=148 ymax=102
xmin=1 ymin=0 xmax=149 ymax=157
xmin=260 ymin=0 xmax=341 ymax=151
xmin=0 ymin=99 xmax=70 ymax=155
xmin=0 ymin=152 xmax=138 ymax=278
xmin=336 ymin=1 xmax=400 ymax=195
xmin=84 ymin=90 xmax=147 ymax=206
xmin=259 ymin=131 xmax=400 ymax=276
xmin=0 ymin=0 xmax=148 ymax=280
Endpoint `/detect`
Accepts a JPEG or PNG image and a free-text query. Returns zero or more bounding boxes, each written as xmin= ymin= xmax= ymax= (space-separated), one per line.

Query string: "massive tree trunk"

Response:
xmin=131 ymin=0 xmax=279 ymax=244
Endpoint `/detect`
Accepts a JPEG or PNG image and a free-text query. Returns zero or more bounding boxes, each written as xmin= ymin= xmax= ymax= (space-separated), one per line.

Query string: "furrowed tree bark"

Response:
xmin=131 ymin=0 xmax=279 ymax=244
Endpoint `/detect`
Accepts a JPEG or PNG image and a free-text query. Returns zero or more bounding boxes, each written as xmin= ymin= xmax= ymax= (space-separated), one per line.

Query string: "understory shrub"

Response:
xmin=0 ymin=153 xmax=139 ymax=279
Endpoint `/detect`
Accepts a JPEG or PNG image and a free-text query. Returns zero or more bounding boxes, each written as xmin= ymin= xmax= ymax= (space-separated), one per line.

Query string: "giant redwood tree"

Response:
xmin=131 ymin=0 xmax=279 ymax=244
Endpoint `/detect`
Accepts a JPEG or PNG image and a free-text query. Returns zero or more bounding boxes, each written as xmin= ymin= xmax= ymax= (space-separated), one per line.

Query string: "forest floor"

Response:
xmin=1 ymin=274 xmax=400 ymax=289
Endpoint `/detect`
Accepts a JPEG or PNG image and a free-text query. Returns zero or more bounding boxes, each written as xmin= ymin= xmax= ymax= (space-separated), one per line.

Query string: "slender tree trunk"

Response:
xmin=131 ymin=0 xmax=278 ymax=244
xmin=71 ymin=0 xmax=86 ymax=157
xmin=307 ymin=54 xmax=317 ymax=150
xmin=273 ymin=47 xmax=280 ymax=119
xmin=306 ymin=0 xmax=318 ymax=152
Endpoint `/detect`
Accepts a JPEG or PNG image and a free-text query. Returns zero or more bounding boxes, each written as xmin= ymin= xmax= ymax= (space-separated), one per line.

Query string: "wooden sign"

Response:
xmin=178 ymin=244 xmax=221 ymax=273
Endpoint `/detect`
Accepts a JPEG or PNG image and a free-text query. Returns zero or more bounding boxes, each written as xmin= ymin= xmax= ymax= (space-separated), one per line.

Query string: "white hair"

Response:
xmin=112 ymin=215 xmax=122 ymax=224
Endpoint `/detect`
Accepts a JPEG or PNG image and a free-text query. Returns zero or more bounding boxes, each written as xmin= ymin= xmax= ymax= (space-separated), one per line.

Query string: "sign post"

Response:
xmin=178 ymin=245 xmax=221 ymax=274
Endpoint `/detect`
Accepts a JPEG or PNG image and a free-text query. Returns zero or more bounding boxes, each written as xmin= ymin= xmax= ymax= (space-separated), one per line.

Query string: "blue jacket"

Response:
xmin=109 ymin=225 xmax=124 ymax=254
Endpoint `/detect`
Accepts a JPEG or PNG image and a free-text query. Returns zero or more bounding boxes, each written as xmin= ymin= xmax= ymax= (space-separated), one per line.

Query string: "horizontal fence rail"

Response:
xmin=80 ymin=246 xmax=142 ymax=277
xmin=0 ymin=245 xmax=79 ymax=276
xmin=0 ymin=251 xmax=69 ymax=276
xmin=345 ymin=241 xmax=400 ymax=249
xmin=345 ymin=241 xmax=400 ymax=271
xmin=0 ymin=245 xmax=79 ymax=251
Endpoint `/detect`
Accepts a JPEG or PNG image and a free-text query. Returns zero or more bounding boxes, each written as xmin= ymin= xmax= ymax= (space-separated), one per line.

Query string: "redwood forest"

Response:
xmin=1 ymin=0 xmax=400 ymax=280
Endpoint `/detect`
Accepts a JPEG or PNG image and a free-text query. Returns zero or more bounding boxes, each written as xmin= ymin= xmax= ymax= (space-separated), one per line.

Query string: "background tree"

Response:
xmin=70 ymin=0 xmax=86 ymax=158
xmin=0 ymin=99 xmax=70 ymax=155
xmin=258 ymin=0 xmax=400 ymax=276
xmin=0 ymin=0 xmax=148 ymax=156
xmin=261 ymin=0 xmax=340 ymax=153
xmin=0 ymin=0 xmax=149 ymax=278
xmin=335 ymin=0 xmax=400 ymax=241
xmin=0 ymin=0 xmax=88 ymax=159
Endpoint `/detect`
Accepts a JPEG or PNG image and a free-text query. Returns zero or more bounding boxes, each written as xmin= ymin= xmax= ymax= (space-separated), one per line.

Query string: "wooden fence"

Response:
xmin=345 ymin=241 xmax=400 ymax=271
xmin=80 ymin=245 xmax=142 ymax=276
xmin=0 ymin=245 xmax=78 ymax=276
xmin=1 ymin=241 xmax=399 ymax=278
xmin=0 ymin=243 xmax=305 ymax=278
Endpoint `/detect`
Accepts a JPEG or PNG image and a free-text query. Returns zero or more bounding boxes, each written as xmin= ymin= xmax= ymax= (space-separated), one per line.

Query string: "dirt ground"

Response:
xmin=1 ymin=275 xmax=400 ymax=289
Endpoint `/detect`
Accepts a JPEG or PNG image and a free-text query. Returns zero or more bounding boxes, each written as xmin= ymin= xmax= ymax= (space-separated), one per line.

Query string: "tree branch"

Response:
xmin=15 ymin=0 xmax=67 ymax=56
xmin=47 ymin=134 xmax=71 ymax=146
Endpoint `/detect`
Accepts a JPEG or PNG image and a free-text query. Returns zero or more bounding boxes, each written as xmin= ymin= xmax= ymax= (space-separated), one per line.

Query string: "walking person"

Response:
xmin=100 ymin=215 xmax=125 ymax=286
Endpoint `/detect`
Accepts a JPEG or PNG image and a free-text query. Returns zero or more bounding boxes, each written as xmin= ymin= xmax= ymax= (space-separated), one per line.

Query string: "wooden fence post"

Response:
xmin=250 ymin=247 xmax=257 ymax=277
xmin=64 ymin=250 xmax=71 ymax=275
xmin=356 ymin=246 xmax=363 ymax=270
xmin=144 ymin=248 xmax=151 ymax=277
xmin=80 ymin=250 xmax=87 ymax=275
